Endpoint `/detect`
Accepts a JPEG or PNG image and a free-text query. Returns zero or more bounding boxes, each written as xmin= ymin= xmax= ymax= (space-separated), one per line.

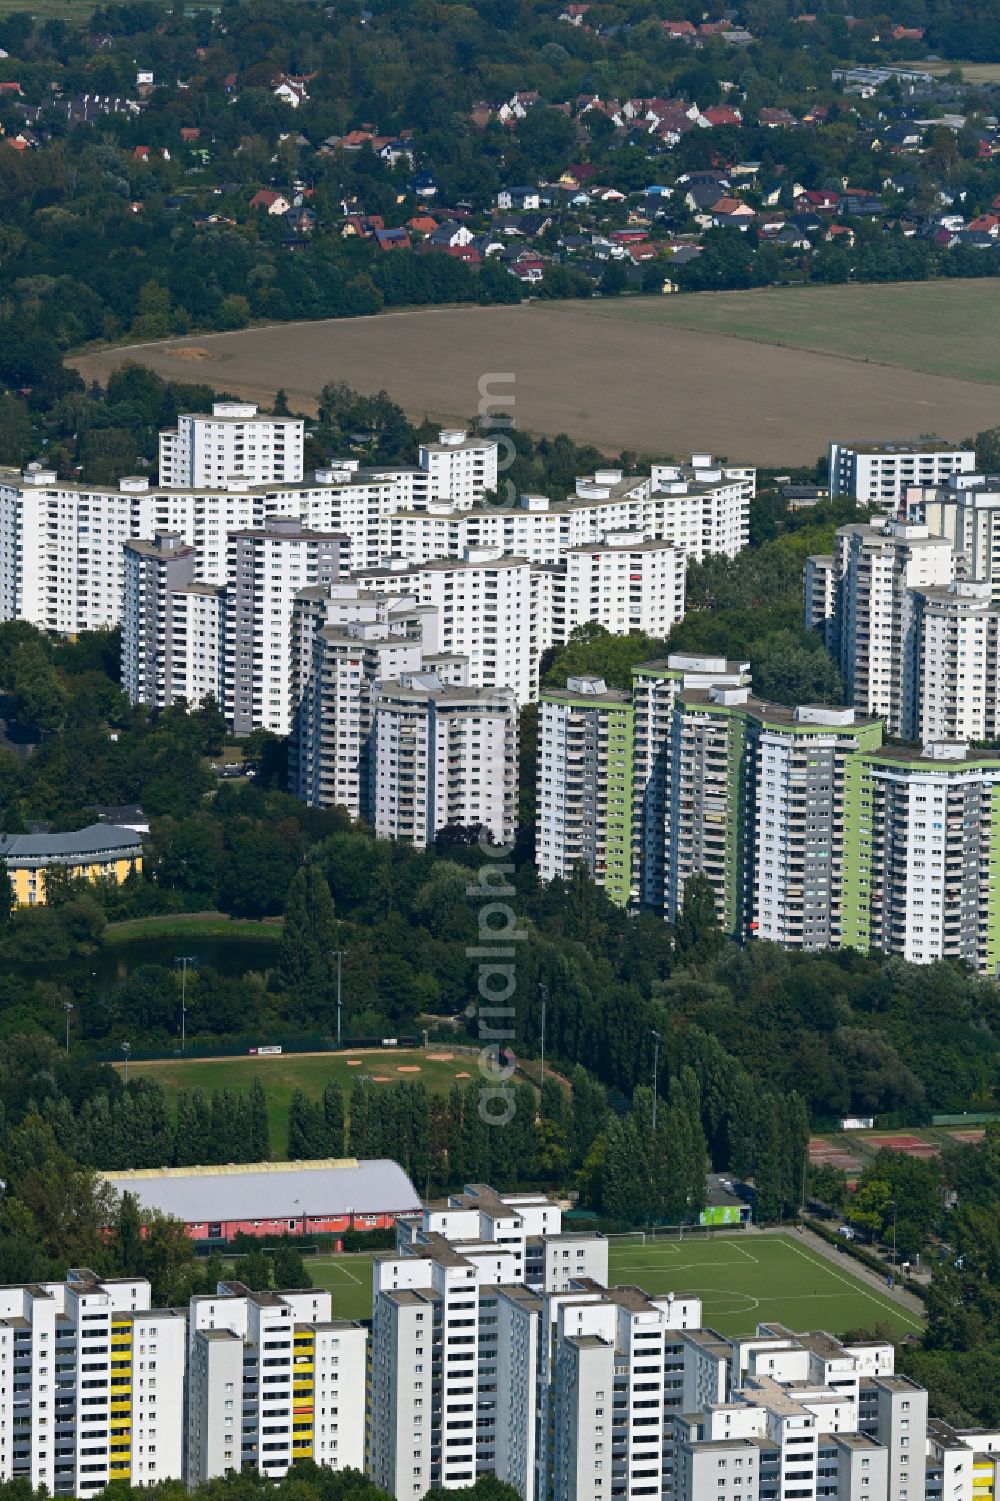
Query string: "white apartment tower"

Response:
xmin=417 ymin=428 xmax=500 ymax=508
xmin=225 ymin=518 xmax=350 ymax=735
xmin=828 ymin=439 xmax=974 ymax=504
xmin=159 ymin=402 xmax=304 ymax=487
xmin=867 ymin=742 xmax=1000 ymax=972
xmin=370 ymin=1185 xmax=609 ymax=1500
xmin=186 ymin=1281 xmax=366 ymax=1485
xmin=290 ymin=588 xmax=445 ymax=815
xmin=552 ymin=533 xmax=686 ymax=642
xmin=122 ymin=532 xmax=224 ymax=709
xmin=355 ymin=550 xmax=544 ymax=703
xmin=370 ymin=672 xmax=518 ymax=847
xmin=905 ymin=580 xmax=1000 ymax=743
xmin=649 ymin=458 xmax=752 ymax=560
xmin=922 ymin=471 xmax=1000 ymax=585
xmin=836 ymin=519 xmax=953 ymax=734
xmin=0 ymin=1270 xmax=185 ymax=1497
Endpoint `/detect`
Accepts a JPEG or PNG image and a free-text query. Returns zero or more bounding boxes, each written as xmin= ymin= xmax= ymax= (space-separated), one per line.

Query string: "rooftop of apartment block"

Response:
xmin=675 ymin=687 xmax=880 ymax=733
xmin=541 ymin=674 xmax=631 ymax=706
xmin=838 ymin=438 xmax=966 ymax=455
xmin=870 ymin=742 xmax=1000 ymax=769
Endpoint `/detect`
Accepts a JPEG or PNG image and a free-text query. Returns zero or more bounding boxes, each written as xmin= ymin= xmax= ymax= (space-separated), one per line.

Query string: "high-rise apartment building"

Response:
xmin=289 ymin=587 xmax=444 ymax=815
xmin=370 ymin=673 xmax=518 ymax=846
xmin=369 ymin=1185 xmax=609 ymax=1500
xmin=648 ymin=458 xmax=752 ymax=561
xmin=630 ymin=656 xmax=752 ymax=915
xmin=904 ymin=579 xmax=1000 ymax=743
xmin=803 ymin=552 xmax=838 ymax=653
xmin=866 ymin=741 xmax=1000 ymax=972
xmin=355 ymin=550 xmax=544 ymax=703
xmin=186 ymin=1281 xmax=366 ymax=1485
xmin=0 ymin=1270 xmax=185 ymax=1497
xmin=921 ymin=470 xmax=1000 ymax=585
xmin=827 ymin=439 xmax=974 ymax=505
xmin=536 ymin=675 xmax=635 ymax=907
xmin=551 ymin=533 xmax=686 ymax=643
xmin=224 ymin=519 xmax=350 ymax=735
xmin=416 ymin=429 xmax=500 ymax=508
xmin=122 ymin=532 xmax=224 ymax=709
xmin=386 ymin=461 xmax=752 ymax=571
xmin=159 ymin=402 xmax=305 ymax=487
xmin=665 ymin=687 xmax=887 ymax=950
xmin=835 ymin=519 xmax=953 ymax=734
xmin=369 ymin=1186 xmax=951 ymax=1501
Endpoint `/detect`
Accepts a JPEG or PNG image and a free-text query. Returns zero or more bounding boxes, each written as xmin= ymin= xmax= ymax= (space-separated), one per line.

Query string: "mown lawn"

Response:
xmin=120 ymin=1048 xmax=479 ymax=1154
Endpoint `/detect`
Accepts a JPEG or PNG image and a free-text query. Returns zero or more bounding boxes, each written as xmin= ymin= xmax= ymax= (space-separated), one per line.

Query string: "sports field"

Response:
xmin=605 ymin=1233 xmax=922 ymax=1338
xmin=120 ymin=1048 xmax=478 ymax=1152
xmin=306 ymin=1233 xmax=923 ymax=1337
xmin=70 ymin=281 xmax=1000 ymax=466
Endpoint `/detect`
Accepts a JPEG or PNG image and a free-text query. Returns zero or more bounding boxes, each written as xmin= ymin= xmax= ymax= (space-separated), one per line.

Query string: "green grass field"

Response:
xmin=606 ymin=1234 xmax=922 ymax=1338
xmin=306 ymin=1233 xmax=923 ymax=1337
xmin=102 ymin=914 xmax=282 ymax=947
xmin=121 ymin=1048 xmax=479 ymax=1152
xmin=569 ymin=280 xmax=1000 ymax=386
xmin=310 ymin=1252 xmax=379 ymax=1321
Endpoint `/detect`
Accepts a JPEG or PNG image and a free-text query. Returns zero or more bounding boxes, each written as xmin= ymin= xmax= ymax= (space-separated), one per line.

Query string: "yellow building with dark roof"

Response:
xmin=1 ymin=823 xmax=143 ymax=905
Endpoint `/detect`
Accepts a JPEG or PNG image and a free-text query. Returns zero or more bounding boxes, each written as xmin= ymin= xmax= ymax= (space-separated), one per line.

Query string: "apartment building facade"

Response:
xmin=866 ymin=742 xmax=1000 ymax=972
xmin=551 ymin=534 xmax=686 ymax=643
xmin=630 ymin=656 xmax=752 ymax=915
xmin=159 ymin=402 xmax=304 ymax=487
xmin=289 ymin=590 xmax=443 ymax=816
xmin=536 ymin=675 xmax=635 ymax=907
xmin=417 ymin=428 xmax=500 ymax=508
xmin=835 ymin=519 xmax=953 ymax=734
xmin=827 ymin=439 xmax=974 ymax=505
xmin=186 ymin=1281 xmax=366 ymax=1485
xmin=370 ymin=1185 xmax=609 ymax=1501
xmin=355 ymin=551 xmax=544 ymax=704
xmin=122 ymin=532 xmax=224 ymax=709
xmin=370 ymin=673 xmax=518 ymax=847
xmin=0 ymin=1270 xmax=185 ymax=1497
xmin=921 ymin=471 xmax=1000 ymax=585
xmin=904 ymin=579 xmax=1000 ymax=743
xmin=224 ymin=519 xmax=350 ymax=735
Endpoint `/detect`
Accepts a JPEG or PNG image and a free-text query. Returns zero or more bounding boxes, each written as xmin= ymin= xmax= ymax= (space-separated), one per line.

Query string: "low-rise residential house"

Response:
xmin=411 ymin=169 xmax=438 ymax=197
xmin=508 ymin=257 xmax=546 ymax=282
xmin=374 ymin=225 xmax=411 ymax=250
xmin=839 ymin=186 xmax=884 ymax=215
xmin=286 ymin=205 xmax=316 ymax=234
xmin=559 ymin=3 xmax=590 ymax=22
xmin=700 ymin=104 xmax=742 ymax=127
xmin=343 ymin=213 xmax=384 ymax=237
xmin=427 ymin=219 xmax=475 ymax=248
xmin=967 ymin=212 xmax=1000 ymax=237
xmin=496 ymin=185 xmax=542 ymax=210
xmin=250 ymin=189 xmax=291 ymax=214
xmin=272 ymin=73 xmax=311 ymax=107
xmin=441 ymin=244 xmax=480 ymax=263
xmin=377 ymin=137 xmax=414 ymax=166
xmin=795 ymin=187 xmax=839 ymax=212
xmin=759 ymin=106 xmax=797 ymax=127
